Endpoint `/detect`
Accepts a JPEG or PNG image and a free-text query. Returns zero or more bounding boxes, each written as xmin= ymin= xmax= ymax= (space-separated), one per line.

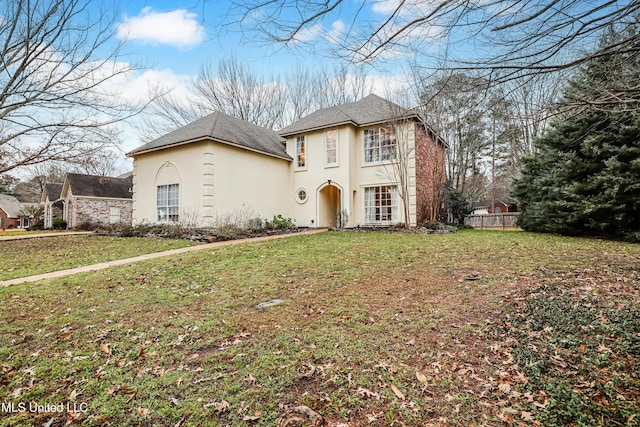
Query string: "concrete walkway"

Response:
xmin=0 ymin=229 xmax=327 ymax=287
xmin=0 ymin=231 xmax=93 ymax=241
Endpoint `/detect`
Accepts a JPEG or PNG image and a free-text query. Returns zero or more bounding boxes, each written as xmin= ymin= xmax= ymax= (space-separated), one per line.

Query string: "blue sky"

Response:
xmin=106 ymin=0 xmax=427 ymax=153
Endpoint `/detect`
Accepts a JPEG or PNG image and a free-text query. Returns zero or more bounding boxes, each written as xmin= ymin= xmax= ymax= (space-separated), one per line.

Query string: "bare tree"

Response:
xmin=140 ymin=58 xmax=374 ymax=141
xmin=0 ymin=0 xmax=150 ymax=174
xmin=228 ymin=1 xmax=640 ymax=108
xmin=419 ymin=73 xmax=490 ymax=195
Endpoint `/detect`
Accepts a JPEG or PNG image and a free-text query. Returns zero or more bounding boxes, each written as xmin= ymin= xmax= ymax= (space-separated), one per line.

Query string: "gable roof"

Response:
xmin=279 ymin=94 xmax=417 ymax=137
xmin=42 ymin=183 xmax=63 ymax=202
xmin=63 ymin=173 xmax=133 ymax=199
xmin=127 ymin=111 xmax=291 ymax=160
xmin=0 ymin=194 xmax=26 ymax=218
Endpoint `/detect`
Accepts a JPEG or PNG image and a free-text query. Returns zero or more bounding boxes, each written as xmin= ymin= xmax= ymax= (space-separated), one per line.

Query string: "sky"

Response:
xmin=105 ymin=0 xmax=425 ymax=153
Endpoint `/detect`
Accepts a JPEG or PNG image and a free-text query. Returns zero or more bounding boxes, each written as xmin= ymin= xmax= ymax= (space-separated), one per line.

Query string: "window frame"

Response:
xmin=295 ymin=135 xmax=306 ymax=169
xmin=363 ymin=185 xmax=399 ymax=224
xmin=325 ymin=129 xmax=338 ymax=166
xmin=295 ymin=187 xmax=308 ymax=204
xmin=157 ymin=183 xmax=179 ymax=223
xmin=109 ymin=207 xmax=121 ymax=224
xmin=364 ymin=127 xmax=397 ymax=164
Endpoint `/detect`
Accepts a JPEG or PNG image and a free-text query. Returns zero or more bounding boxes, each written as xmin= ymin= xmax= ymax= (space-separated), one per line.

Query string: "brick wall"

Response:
xmin=414 ymin=123 xmax=446 ymax=225
xmin=69 ymin=197 xmax=132 ymax=228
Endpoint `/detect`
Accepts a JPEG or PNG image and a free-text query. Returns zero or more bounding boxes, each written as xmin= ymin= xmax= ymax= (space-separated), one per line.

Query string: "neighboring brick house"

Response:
xmin=0 ymin=194 xmax=29 ymax=229
xmin=42 ymin=173 xmax=133 ymax=228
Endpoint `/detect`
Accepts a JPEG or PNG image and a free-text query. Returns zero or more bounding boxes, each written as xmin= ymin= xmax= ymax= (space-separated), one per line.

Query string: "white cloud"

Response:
xmin=326 ymin=20 xmax=345 ymax=44
xmin=117 ymin=7 xmax=205 ymax=48
xmin=118 ymin=68 xmax=193 ymax=104
xmin=291 ymin=22 xmax=324 ymax=43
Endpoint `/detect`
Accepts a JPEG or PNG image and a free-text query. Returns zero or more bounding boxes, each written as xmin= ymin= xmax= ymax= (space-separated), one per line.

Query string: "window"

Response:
xmin=364 ymin=127 xmax=397 ymax=163
xmin=157 ymin=183 xmax=179 ymax=222
xmin=296 ymin=188 xmax=308 ymax=204
xmin=109 ymin=207 xmax=121 ymax=224
xmin=296 ymin=136 xmax=306 ymax=168
xmin=364 ymin=186 xmax=398 ymax=224
xmin=326 ymin=130 xmax=337 ymax=165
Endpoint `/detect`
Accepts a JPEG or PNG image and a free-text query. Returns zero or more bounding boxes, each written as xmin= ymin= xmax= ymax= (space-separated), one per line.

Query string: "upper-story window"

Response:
xmin=364 ymin=127 xmax=397 ymax=163
xmin=296 ymin=136 xmax=306 ymax=168
xmin=326 ymin=130 xmax=337 ymax=166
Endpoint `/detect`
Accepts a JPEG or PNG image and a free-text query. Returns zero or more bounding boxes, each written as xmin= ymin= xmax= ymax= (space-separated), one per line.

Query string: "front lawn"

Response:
xmin=0 ymin=235 xmax=197 ymax=280
xmin=0 ymin=230 xmax=638 ymax=426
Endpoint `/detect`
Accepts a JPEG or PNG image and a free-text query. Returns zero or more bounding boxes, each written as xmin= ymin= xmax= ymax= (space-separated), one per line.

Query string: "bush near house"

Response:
xmin=51 ymin=219 xmax=67 ymax=230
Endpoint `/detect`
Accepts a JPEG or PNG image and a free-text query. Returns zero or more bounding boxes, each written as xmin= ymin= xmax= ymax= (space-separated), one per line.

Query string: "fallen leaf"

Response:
xmin=204 ymin=400 xmax=230 ymax=412
xmin=416 ymin=371 xmax=429 ymax=386
xmin=521 ymin=411 xmax=534 ymax=421
xmin=498 ymin=382 xmax=511 ymax=394
xmin=100 ymin=342 xmax=111 ymax=355
xmin=390 ymin=384 xmax=405 ymax=400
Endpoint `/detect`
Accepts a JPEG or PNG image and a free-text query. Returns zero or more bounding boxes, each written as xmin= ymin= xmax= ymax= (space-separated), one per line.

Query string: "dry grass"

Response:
xmin=0 ymin=230 xmax=638 ymax=426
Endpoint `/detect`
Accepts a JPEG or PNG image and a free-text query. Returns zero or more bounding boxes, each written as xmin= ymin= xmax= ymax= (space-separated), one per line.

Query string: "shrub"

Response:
xmin=247 ymin=217 xmax=264 ymax=233
xmin=213 ymin=224 xmax=243 ymax=241
xmin=27 ymin=220 xmax=45 ymax=231
xmin=76 ymin=221 xmax=101 ymax=231
xmin=265 ymin=214 xmax=295 ymax=230
xmin=52 ymin=219 xmax=67 ymax=230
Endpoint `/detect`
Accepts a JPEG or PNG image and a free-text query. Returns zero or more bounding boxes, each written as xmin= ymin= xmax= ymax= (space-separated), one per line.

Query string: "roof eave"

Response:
xmin=127 ymin=136 xmax=292 ymax=162
xmin=279 ymin=120 xmax=357 ymax=137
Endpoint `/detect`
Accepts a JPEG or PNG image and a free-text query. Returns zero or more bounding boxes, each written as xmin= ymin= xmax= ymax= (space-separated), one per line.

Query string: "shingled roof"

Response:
xmin=0 ymin=194 xmax=26 ymax=218
xmin=43 ymin=183 xmax=63 ymax=202
xmin=64 ymin=173 xmax=133 ymax=199
xmin=279 ymin=94 xmax=417 ymax=137
xmin=127 ymin=111 xmax=291 ymax=160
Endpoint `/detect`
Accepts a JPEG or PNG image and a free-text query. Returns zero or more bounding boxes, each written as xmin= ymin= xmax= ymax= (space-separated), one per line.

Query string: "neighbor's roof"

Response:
xmin=0 ymin=193 xmax=27 ymax=217
xmin=42 ymin=183 xmax=63 ymax=202
xmin=279 ymin=94 xmax=417 ymax=137
xmin=127 ymin=111 xmax=291 ymax=160
xmin=64 ymin=173 xmax=133 ymax=199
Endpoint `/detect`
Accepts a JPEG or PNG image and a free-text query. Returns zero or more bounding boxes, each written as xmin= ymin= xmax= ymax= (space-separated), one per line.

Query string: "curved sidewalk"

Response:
xmin=0 ymin=229 xmax=327 ymax=287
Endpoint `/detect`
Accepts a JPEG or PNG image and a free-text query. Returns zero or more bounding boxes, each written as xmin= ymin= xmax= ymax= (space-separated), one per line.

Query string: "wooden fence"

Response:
xmin=464 ymin=213 xmax=519 ymax=229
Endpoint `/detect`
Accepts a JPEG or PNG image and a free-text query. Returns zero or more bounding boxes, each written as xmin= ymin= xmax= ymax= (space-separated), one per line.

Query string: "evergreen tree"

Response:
xmin=513 ymin=24 xmax=640 ymax=240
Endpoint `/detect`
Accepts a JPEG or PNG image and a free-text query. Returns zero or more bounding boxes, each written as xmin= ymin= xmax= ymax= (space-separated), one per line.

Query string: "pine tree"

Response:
xmin=513 ymin=23 xmax=640 ymax=240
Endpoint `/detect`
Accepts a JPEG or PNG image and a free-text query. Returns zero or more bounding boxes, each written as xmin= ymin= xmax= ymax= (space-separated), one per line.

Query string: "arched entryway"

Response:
xmin=317 ymin=181 xmax=342 ymax=228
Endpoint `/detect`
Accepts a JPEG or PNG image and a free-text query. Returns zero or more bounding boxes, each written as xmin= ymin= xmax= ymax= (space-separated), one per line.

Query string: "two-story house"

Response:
xmin=127 ymin=95 xmax=445 ymax=228
xmin=281 ymin=94 xmax=445 ymax=227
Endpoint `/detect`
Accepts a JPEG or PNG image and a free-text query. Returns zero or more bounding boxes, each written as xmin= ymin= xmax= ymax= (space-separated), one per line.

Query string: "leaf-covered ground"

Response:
xmin=0 ymin=230 xmax=638 ymax=426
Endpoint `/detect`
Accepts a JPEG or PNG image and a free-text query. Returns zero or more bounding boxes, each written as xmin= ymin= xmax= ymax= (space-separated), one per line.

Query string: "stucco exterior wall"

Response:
xmin=211 ymin=143 xmax=291 ymax=224
xmin=286 ymin=121 xmax=417 ymax=227
xmin=287 ymin=126 xmax=354 ymax=227
xmin=132 ymin=140 xmax=291 ymax=227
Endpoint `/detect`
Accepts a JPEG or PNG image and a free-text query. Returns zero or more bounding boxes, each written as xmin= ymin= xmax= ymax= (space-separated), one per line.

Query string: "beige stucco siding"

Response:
xmin=132 ymin=142 xmax=206 ymax=225
xmin=211 ymin=142 xmax=291 ymax=224
xmin=287 ymin=127 xmax=354 ymax=227
xmin=132 ymin=140 xmax=290 ymax=227
xmin=286 ymin=122 xmax=417 ymax=227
